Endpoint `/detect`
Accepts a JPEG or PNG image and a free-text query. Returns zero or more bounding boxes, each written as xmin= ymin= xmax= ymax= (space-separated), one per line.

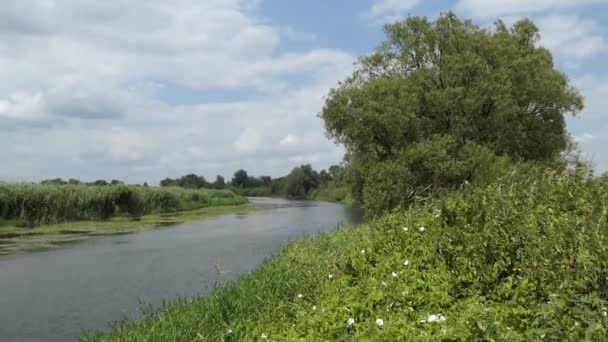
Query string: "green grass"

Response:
xmin=0 ymin=183 xmax=247 ymax=227
xmin=89 ymin=168 xmax=608 ymax=341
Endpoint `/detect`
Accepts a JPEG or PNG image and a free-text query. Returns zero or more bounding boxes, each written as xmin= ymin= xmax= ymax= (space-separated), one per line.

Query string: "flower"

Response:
xmin=261 ymin=332 xmax=268 ymax=339
xmin=328 ymin=274 xmax=334 ymax=279
xmin=603 ymin=310 xmax=607 ymax=317
xmin=391 ymin=272 xmax=398 ymax=278
xmin=312 ymin=305 xmax=317 ymax=311
xmin=376 ymin=318 xmax=384 ymax=327
xmin=227 ymin=328 xmax=233 ymax=334
xmin=360 ymin=249 xmax=366 ymax=254
xmin=402 ymin=226 xmax=409 ymax=232
xmin=347 ymin=318 xmax=355 ymax=326
xmin=427 ymin=314 xmax=446 ymax=323
xmin=404 ymin=260 xmax=410 ymax=266
xmin=381 ymin=281 xmax=387 ymax=287
xmin=297 ymin=293 xmax=303 ymax=299
xmin=419 ymin=226 xmax=426 ymax=233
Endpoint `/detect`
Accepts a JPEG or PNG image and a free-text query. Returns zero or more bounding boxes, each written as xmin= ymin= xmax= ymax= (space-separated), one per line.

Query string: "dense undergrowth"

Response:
xmin=90 ymin=167 xmax=608 ymax=341
xmin=0 ymin=184 xmax=246 ymax=227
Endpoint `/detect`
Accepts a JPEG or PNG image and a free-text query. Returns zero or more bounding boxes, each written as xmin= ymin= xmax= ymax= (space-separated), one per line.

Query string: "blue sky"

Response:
xmin=0 ymin=0 xmax=607 ymax=183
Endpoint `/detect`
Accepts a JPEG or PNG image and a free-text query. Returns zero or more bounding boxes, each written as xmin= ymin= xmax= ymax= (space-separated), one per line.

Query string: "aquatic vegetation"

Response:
xmin=0 ymin=183 xmax=246 ymax=227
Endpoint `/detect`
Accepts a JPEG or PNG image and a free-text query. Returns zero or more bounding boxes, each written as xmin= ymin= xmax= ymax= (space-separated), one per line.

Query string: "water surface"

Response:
xmin=0 ymin=198 xmax=362 ymax=342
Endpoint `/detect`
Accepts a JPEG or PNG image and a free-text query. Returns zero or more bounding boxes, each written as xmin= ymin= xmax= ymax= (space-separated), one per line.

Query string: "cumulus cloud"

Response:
xmin=536 ymin=15 xmax=607 ymax=60
xmin=367 ymin=0 xmax=419 ymax=21
xmin=456 ymin=0 xmax=607 ymax=18
xmin=0 ymin=0 xmax=354 ymax=183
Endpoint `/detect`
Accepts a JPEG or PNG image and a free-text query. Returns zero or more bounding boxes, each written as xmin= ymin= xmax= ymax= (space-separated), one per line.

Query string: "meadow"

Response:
xmin=89 ymin=167 xmax=608 ymax=341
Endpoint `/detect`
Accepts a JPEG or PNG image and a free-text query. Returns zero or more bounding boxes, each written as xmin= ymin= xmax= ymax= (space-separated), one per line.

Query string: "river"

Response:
xmin=0 ymin=198 xmax=363 ymax=342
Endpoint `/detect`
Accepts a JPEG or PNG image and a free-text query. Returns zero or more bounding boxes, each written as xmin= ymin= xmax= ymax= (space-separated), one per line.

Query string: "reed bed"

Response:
xmin=0 ymin=183 xmax=246 ymax=227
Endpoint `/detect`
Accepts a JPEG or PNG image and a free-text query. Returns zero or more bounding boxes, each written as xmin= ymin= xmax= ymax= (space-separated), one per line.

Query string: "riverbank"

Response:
xmin=91 ymin=169 xmax=608 ymax=341
xmin=0 ymin=204 xmax=253 ymax=255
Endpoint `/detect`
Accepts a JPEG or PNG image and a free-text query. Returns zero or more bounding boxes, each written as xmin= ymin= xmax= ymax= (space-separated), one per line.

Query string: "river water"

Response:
xmin=0 ymin=198 xmax=363 ymax=342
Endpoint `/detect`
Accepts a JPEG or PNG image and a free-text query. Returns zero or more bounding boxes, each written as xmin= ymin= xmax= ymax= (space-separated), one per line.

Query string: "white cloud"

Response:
xmin=280 ymin=134 xmax=300 ymax=146
xmin=0 ymin=0 xmax=354 ymax=183
xmin=567 ymin=75 xmax=608 ymax=171
xmin=367 ymin=0 xmax=419 ymax=21
xmin=574 ymin=133 xmax=596 ymax=143
xmin=456 ymin=0 xmax=608 ymax=18
xmin=536 ymin=15 xmax=607 ymax=60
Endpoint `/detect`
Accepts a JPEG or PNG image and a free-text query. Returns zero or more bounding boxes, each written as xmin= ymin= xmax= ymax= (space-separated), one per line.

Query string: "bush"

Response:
xmin=362 ymin=136 xmax=512 ymax=216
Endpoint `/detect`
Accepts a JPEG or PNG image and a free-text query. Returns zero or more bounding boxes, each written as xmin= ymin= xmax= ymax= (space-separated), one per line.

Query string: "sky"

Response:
xmin=1 ymin=0 xmax=607 ymax=184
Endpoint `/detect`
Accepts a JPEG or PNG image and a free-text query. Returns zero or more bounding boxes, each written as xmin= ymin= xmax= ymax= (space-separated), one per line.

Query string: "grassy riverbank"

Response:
xmin=0 ymin=183 xmax=247 ymax=227
xmin=90 ymin=168 xmax=608 ymax=341
xmin=0 ymin=184 xmax=249 ymax=254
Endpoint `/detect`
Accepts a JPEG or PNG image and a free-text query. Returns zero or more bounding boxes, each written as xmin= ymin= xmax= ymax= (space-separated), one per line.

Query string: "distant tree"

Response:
xmin=110 ymin=179 xmax=124 ymax=185
xmin=214 ymin=175 xmax=226 ymax=189
xmin=68 ymin=178 xmax=81 ymax=185
xmin=160 ymin=178 xmax=175 ymax=187
xmin=260 ymin=176 xmax=272 ymax=186
xmin=143 ymin=182 xmax=149 ymax=188
xmin=41 ymin=178 xmax=67 ymax=185
xmin=285 ymin=164 xmax=320 ymax=198
xmin=94 ymin=180 xmax=108 ymax=186
xmin=232 ymin=169 xmax=249 ymax=188
xmin=319 ymin=170 xmax=332 ymax=185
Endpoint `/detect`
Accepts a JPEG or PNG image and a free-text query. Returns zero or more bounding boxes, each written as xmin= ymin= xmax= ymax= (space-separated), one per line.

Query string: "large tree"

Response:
xmin=322 ymin=13 xmax=582 ymax=161
xmin=321 ymin=13 xmax=584 ymax=214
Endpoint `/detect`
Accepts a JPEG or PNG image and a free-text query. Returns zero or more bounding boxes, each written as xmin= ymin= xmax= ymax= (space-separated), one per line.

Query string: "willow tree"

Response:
xmin=321 ymin=13 xmax=584 ymax=215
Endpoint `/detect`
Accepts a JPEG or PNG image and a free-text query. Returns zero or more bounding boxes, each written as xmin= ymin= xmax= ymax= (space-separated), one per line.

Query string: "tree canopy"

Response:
xmin=322 ymin=13 xmax=582 ymax=161
xmin=321 ymin=13 xmax=584 ymax=215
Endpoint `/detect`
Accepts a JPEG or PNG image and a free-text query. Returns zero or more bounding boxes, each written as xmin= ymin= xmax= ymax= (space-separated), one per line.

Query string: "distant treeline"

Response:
xmin=37 ymin=163 xmax=355 ymax=204
xmin=40 ymin=178 xmax=150 ymax=187
xmin=159 ymin=163 xmax=355 ymax=202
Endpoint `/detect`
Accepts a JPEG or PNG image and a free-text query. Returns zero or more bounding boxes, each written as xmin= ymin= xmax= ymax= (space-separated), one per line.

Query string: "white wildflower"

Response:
xmin=297 ymin=293 xmax=303 ymax=299
xmin=347 ymin=318 xmax=355 ymax=326
xmin=404 ymin=260 xmax=410 ymax=266
xmin=375 ymin=318 xmax=384 ymax=327
xmin=261 ymin=332 xmax=268 ymax=339
xmin=328 ymin=274 xmax=334 ymax=279
xmin=575 ymin=322 xmax=580 ymax=327
xmin=427 ymin=314 xmax=447 ymax=323
xmin=391 ymin=272 xmax=398 ymax=278
xmin=419 ymin=226 xmax=426 ymax=233
xmin=603 ymin=310 xmax=607 ymax=317
xmin=227 ymin=328 xmax=233 ymax=334
xmin=360 ymin=249 xmax=366 ymax=254
xmin=381 ymin=281 xmax=387 ymax=287
xmin=402 ymin=226 xmax=409 ymax=232
xmin=312 ymin=305 xmax=317 ymax=311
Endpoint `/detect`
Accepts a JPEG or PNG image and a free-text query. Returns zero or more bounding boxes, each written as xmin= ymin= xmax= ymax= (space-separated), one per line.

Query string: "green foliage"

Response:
xmin=213 ymin=176 xmax=226 ymax=190
xmin=321 ymin=13 xmax=584 ymax=215
xmin=284 ymin=164 xmax=320 ymax=198
xmin=160 ymin=174 xmax=209 ymax=189
xmin=91 ymin=168 xmax=608 ymax=341
xmin=231 ymin=169 xmax=250 ymax=188
xmin=362 ymin=136 xmax=513 ymax=216
xmin=0 ymin=183 xmax=246 ymax=227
